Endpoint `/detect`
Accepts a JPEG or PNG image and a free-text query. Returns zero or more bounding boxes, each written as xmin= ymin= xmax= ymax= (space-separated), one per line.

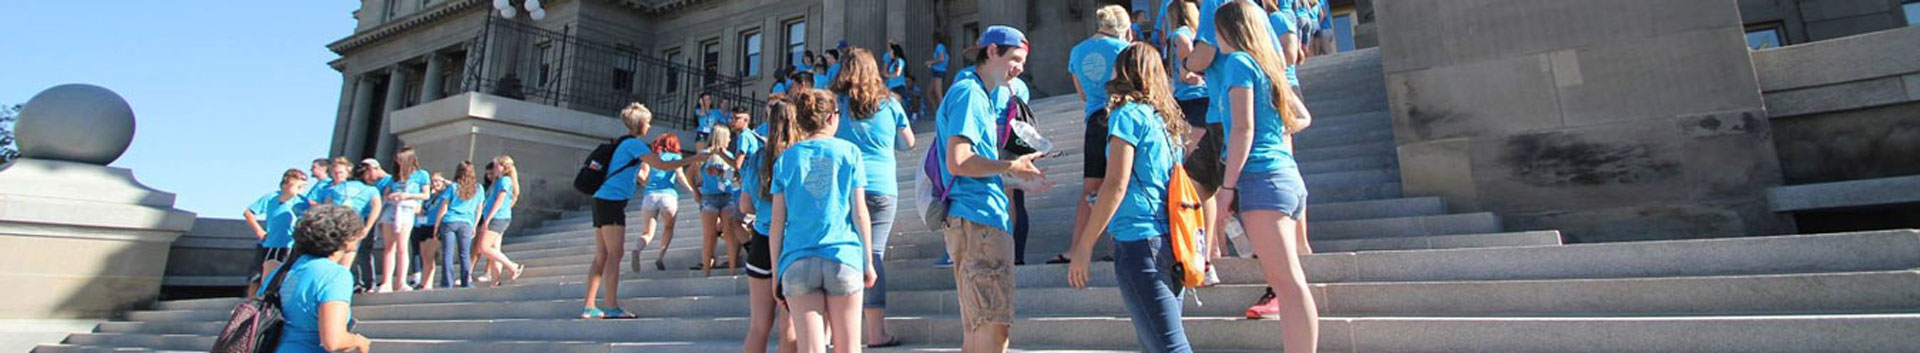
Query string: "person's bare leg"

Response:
xmin=962 ymin=323 xmax=1011 ymax=353
xmin=394 ymin=228 xmax=412 ymax=291
xmin=477 ymin=229 xmax=520 ymax=284
xmin=1067 ymin=179 xmax=1102 ymax=261
xmin=1244 ymin=210 xmax=1319 ymax=353
xmin=633 ymin=210 xmax=660 ymax=272
xmin=583 ymin=225 xmax=613 ymax=310
xmin=723 ymin=216 xmax=742 ymax=276
xmin=828 ymin=293 xmax=864 ymax=353
xmin=600 ymin=225 xmax=628 ymax=309
xmin=379 ymin=226 xmax=402 ymax=292
xmin=420 ymin=237 xmax=439 ymax=289
xmin=791 ymin=295 xmax=829 ymax=353
xmin=778 ymin=305 xmax=799 ymax=353
xmin=746 ymin=277 xmax=777 ymax=353
xmin=700 ymin=211 xmax=721 ymax=276
xmin=1294 ymin=207 xmax=1312 ymax=255
xmin=654 ymin=207 xmax=679 ymax=268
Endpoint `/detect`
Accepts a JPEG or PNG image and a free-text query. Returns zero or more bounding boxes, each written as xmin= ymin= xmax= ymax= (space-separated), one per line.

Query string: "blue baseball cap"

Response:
xmin=977 ymin=25 xmax=1028 ymax=49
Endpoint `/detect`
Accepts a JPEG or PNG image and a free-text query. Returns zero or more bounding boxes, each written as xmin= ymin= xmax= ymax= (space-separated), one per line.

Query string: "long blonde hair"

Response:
xmin=1214 ymin=1 xmax=1300 ymax=131
xmin=491 ymin=155 xmax=520 ymax=200
xmin=1107 ymin=43 xmax=1190 ymax=146
xmin=394 ymin=147 xmax=422 ymax=184
xmin=831 ymin=47 xmax=892 ymax=119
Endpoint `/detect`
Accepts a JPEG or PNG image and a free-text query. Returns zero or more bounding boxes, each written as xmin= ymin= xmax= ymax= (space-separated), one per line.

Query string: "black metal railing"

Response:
xmin=459 ymin=15 xmax=764 ymax=130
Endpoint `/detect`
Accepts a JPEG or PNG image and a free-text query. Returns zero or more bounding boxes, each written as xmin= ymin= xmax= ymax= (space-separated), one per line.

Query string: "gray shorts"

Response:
xmin=780 ymin=257 xmax=863 ymax=297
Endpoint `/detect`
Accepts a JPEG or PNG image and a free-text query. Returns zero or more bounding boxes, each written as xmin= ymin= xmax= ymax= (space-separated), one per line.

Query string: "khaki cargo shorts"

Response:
xmin=943 ymin=217 xmax=1016 ymax=332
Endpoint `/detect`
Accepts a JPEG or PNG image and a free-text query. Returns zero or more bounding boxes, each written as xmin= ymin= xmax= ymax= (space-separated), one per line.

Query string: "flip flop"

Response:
xmin=603 ymin=307 xmax=639 ymax=319
xmin=580 ymin=307 xmax=605 ymax=320
xmin=655 ymin=259 xmax=666 ymax=271
xmin=866 ymin=336 xmax=903 ymax=348
xmin=1044 ymin=254 xmax=1071 ymax=264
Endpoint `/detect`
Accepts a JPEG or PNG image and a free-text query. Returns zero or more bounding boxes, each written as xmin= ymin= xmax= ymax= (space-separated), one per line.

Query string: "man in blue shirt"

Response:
xmin=935 ymin=25 xmax=1047 ymax=353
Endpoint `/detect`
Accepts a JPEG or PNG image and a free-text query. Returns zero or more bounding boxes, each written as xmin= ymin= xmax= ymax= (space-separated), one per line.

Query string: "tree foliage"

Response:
xmin=1 ymin=104 xmax=20 ymax=165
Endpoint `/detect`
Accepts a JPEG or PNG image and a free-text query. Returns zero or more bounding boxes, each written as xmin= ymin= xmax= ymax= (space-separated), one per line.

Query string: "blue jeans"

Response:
xmin=439 ymin=222 xmax=475 ymax=288
xmin=864 ymin=193 xmax=897 ymax=308
xmin=1113 ymin=236 xmax=1192 ymax=353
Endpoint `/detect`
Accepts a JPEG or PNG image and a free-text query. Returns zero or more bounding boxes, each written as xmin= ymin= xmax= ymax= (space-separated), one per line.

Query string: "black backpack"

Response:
xmin=572 ymin=136 xmax=641 ymax=195
xmin=211 ymin=260 xmax=298 ymax=353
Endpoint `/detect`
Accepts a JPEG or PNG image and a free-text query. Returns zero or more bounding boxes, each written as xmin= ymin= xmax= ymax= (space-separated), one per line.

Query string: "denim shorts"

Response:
xmin=637 ymin=192 xmax=677 ymax=213
xmin=485 ymin=218 xmax=511 ymax=233
xmin=780 ymin=257 xmax=863 ymax=297
xmin=699 ymin=193 xmax=734 ymax=213
xmin=1237 ymin=170 xmax=1308 ymax=218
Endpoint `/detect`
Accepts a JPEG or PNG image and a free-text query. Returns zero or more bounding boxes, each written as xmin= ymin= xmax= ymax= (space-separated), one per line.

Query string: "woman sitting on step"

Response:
xmin=261 ymin=204 xmax=372 ymax=353
xmin=1066 ymin=42 xmax=1196 ymax=353
xmin=770 ymin=88 xmax=877 ymax=353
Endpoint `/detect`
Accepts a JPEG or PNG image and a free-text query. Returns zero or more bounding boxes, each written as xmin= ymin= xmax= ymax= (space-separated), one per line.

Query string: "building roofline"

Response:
xmin=327 ymin=0 xmax=486 ymax=54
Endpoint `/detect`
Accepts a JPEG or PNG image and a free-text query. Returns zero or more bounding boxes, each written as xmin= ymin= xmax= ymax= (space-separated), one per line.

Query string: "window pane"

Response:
xmin=1905 ymin=1 xmax=1918 ymax=27
xmin=788 ymin=21 xmax=806 ymax=67
xmin=743 ymin=32 xmax=763 ymax=77
xmin=1745 ymin=28 xmax=1781 ymax=50
xmin=1332 ymin=14 xmax=1355 ymax=53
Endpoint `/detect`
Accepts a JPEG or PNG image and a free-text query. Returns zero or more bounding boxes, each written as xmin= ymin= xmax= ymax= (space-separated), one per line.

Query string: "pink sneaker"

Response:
xmin=1244 ymin=289 xmax=1280 ymax=320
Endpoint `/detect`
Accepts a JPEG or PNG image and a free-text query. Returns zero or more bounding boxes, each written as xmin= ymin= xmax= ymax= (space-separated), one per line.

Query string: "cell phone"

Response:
xmin=1042 ymin=150 xmax=1066 ymax=159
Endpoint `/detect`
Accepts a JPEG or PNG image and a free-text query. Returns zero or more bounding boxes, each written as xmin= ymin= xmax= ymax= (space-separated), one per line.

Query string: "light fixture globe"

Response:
xmin=499 ymin=7 xmax=517 ymax=18
xmin=14 ymin=84 xmax=136 ymax=165
xmin=530 ymin=8 xmax=547 ymax=20
xmin=493 ymin=0 xmax=511 ymax=10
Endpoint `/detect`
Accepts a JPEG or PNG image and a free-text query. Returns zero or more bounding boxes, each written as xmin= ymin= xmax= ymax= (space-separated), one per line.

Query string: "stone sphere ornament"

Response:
xmin=15 ymin=84 xmax=137 ymax=165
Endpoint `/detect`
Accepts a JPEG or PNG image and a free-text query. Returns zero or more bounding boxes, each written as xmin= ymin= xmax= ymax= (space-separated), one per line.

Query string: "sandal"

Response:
xmin=1044 ymin=254 xmax=1071 ymax=264
xmin=580 ymin=307 xmax=605 ymax=320
xmin=655 ymin=259 xmax=666 ymax=271
xmin=603 ymin=307 xmax=639 ymax=319
xmin=866 ymin=335 xmax=903 ymax=348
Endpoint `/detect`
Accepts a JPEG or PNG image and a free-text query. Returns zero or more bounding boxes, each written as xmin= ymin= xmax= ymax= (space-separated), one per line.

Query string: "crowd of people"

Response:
xmin=246 ymin=0 xmax=1330 ymax=352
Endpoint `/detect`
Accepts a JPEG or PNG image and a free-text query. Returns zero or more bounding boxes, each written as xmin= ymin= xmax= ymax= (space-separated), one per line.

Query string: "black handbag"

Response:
xmin=211 ymin=259 xmax=299 ymax=353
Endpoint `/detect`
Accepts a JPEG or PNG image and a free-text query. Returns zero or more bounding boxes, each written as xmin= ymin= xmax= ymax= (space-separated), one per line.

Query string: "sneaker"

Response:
xmin=932 ymin=255 xmax=953 ymax=269
xmin=1245 ymin=289 xmax=1280 ymax=320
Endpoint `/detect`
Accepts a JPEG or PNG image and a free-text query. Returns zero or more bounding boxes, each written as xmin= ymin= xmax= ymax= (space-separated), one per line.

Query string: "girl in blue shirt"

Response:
xmin=583 ymin=103 xmax=708 ymax=319
xmin=633 ymin=135 xmax=696 ymax=272
xmin=376 ymin=148 xmax=431 ymax=293
xmin=695 ymin=127 xmax=740 ymax=276
xmin=261 ymin=204 xmax=371 ymax=353
xmin=696 ymin=93 xmax=724 ymax=143
xmin=414 ymin=174 xmax=448 ymax=289
xmin=739 ymin=99 xmax=799 ymax=353
xmin=432 ymin=161 xmax=486 ymax=289
xmin=828 ymin=47 xmax=916 ymax=347
xmin=768 ymin=88 xmax=875 ymax=352
xmin=1066 ymin=43 xmax=1196 ymax=353
xmin=1210 ymin=3 xmax=1320 ymax=351
xmin=476 ymin=155 xmax=527 ymax=286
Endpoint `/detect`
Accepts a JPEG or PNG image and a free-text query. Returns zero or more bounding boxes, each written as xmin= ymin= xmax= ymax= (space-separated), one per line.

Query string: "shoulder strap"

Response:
xmin=261 ymin=256 xmax=301 ymax=302
xmin=605 ymin=136 xmax=645 ymax=176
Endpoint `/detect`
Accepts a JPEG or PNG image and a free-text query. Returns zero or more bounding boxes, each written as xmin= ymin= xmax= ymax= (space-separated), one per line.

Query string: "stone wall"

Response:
xmin=1738 ymin=0 xmax=1912 ymax=45
xmin=1756 ymin=26 xmax=1920 ymax=185
xmin=1378 ymin=0 xmax=1793 ymax=242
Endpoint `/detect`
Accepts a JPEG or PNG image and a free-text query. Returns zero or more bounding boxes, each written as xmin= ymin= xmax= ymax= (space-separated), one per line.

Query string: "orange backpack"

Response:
xmin=1165 ymin=140 xmax=1217 ymax=288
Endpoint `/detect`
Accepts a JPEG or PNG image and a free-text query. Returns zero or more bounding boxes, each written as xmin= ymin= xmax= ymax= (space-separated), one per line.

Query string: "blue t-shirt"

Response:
xmin=249 ymin=193 xmax=311 ymax=249
xmin=1269 ymin=10 xmax=1301 ymax=87
xmin=931 ymin=43 xmax=950 ymax=72
xmin=934 ymin=77 xmax=1013 ymax=232
xmin=1067 ymin=36 xmax=1130 ymax=118
xmin=771 ymin=81 xmax=789 ymax=95
xmin=483 ymin=176 xmax=515 ymax=221
xmin=593 ymin=137 xmax=653 ymax=201
xmin=388 ymin=170 xmax=429 ymax=199
xmin=438 ymin=188 xmax=485 ymax=225
xmin=1216 ymin=52 xmax=1298 ymax=174
xmin=771 ymin=138 xmax=869 ymax=277
xmin=697 ymin=108 xmax=728 ymax=134
xmin=885 ymin=57 xmax=908 ymax=88
xmin=419 ymin=190 xmax=445 ymax=227
xmin=319 ymin=181 xmax=379 ymax=218
xmin=698 ymin=158 xmax=736 ymax=195
xmin=263 ymin=255 xmax=354 ymax=353
xmin=834 ymin=96 xmax=908 ymax=196
xmin=1105 ymin=103 xmax=1180 ymax=241
xmin=1169 ymin=27 xmax=1210 ymax=101
xmin=742 ymin=149 xmax=775 ymax=236
xmin=826 ymin=63 xmax=842 ymax=88
xmin=1157 ymin=0 xmax=1174 ymax=46
xmin=303 ymin=177 xmax=331 ymax=200
xmin=372 ymin=176 xmax=394 ymax=198
xmin=643 ymin=153 xmax=685 ymax=197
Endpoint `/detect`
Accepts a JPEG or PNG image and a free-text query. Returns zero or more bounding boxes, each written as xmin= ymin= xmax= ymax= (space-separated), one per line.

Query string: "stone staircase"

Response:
xmin=35 ymin=48 xmax=1920 ymax=352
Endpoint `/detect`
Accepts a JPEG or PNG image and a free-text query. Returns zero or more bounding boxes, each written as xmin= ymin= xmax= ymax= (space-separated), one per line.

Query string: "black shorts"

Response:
xmin=592 ymin=198 xmax=630 ymax=227
xmin=410 ymin=226 xmax=434 ymax=246
xmin=249 ymin=246 xmax=295 ymax=283
xmin=1179 ymin=98 xmax=1226 ymax=193
xmin=746 ymin=233 xmax=774 ymax=279
xmin=1083 ymin=109 xmax=1112 ymax=179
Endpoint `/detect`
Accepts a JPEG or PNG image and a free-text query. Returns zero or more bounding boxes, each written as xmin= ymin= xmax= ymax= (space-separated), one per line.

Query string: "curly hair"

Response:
xmin=294 ymin=204 xmax=366 ymax=257
xmin=831 ymin=47 xmax=894 ymax=120
xmin=1107 ymin=42 xmax=1190 ymax=146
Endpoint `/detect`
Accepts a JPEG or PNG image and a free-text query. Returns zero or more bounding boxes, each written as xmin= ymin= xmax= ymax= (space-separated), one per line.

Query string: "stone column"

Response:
xmin=377 ymin=66 xmax=410 ymax=162
xmin=343 ymin=74 xmax=380 ymax=159
xmin=1377 ymin=0 xmax=1791 ymax=241
xmin=421 ymin=53 xmax=447 ymax=103
xmin=823 ymin=0 xmax=845 ymax=46
xmin=329 ymin=73 xmax=356 ymax=157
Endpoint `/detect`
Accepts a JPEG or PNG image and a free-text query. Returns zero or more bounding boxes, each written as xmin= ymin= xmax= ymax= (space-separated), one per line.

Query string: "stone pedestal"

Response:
xmin=1376 ymin=0 xmax=1793 ymax=242
xmin=0 ymin=159 xmax=196 ymax=319
xmin=388 ymin=93 xmax=692 ymax=230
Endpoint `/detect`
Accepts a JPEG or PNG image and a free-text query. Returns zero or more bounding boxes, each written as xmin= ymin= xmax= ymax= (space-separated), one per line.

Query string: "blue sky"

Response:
xmin=2 ymin=2 xmax=358 ymax=216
